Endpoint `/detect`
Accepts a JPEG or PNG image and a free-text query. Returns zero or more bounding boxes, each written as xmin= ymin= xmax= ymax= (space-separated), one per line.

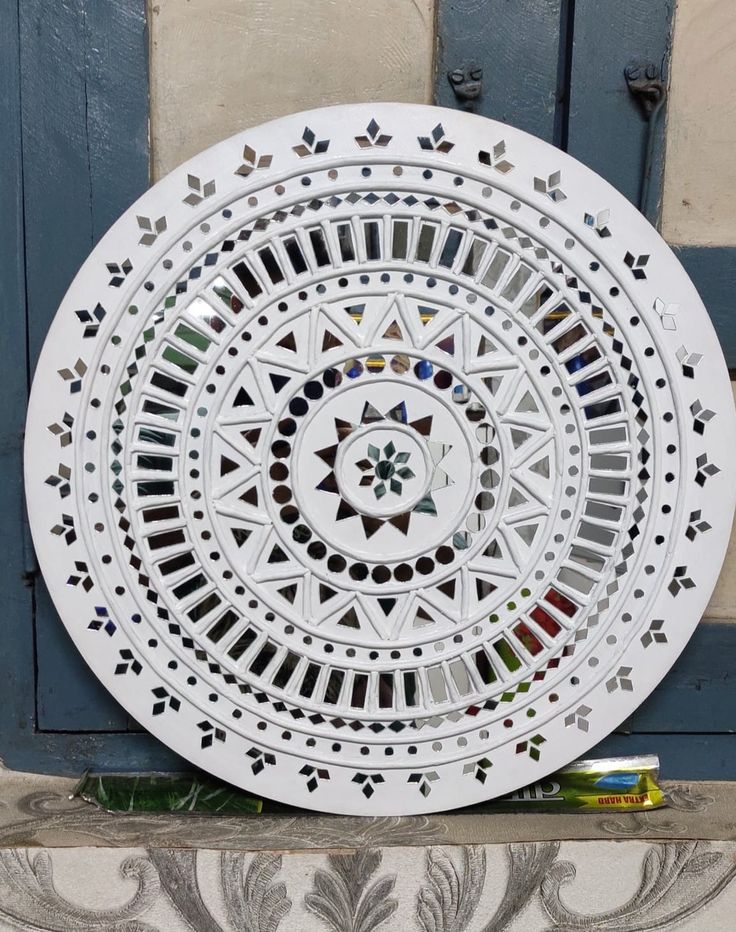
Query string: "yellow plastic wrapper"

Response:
xmin=487 ymin=755 xmax=666 ymax=812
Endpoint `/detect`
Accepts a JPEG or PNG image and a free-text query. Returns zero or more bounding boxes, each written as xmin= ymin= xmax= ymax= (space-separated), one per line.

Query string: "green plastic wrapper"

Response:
xmin=484 ymin=755 xmax=665 ymax=812
xmin=75 ymin=755 xmax=664 ymax=815
xmin=74 ymin=773 xmax=263 ymax=814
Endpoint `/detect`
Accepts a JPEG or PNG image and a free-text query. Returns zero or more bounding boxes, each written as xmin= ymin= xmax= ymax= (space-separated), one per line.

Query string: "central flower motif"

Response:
xmin=358 ymin=442 xmax=415 ymax=499
xmin=314 ymin=399 xmax=454 ymax=539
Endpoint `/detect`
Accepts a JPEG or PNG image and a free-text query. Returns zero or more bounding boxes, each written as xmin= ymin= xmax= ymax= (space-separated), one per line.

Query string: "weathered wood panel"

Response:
xmin=0 ymin=0 xmax=36 ymax=765
xmin=676 ymin=246 xmax=736 ymax=369
xmin=593 ymin=733 xmax=736 ymax=780
xmin=20 ymin=0 xmax=149 ymax=736
xmin=1 ymin=730 xmax=187 ymax=776
xmin=567 ymin=0 xmax=674 ymax=219
xmin=435 ymin=0 xmax=564 ymax=144
xmin=22 ymin=0 xmax=150 ymax=369
xmin=623 ymin=622 xmax=735 ymax=734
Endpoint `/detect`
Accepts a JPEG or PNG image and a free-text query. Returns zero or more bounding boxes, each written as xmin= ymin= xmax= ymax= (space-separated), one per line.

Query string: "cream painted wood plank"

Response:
xmin=149 ymin=0 xmax=435 ymax=179
xmin=661 ymin=0 xmax=736 ymax=246
xmin=705 ymin=379 xmax=736 ymax=618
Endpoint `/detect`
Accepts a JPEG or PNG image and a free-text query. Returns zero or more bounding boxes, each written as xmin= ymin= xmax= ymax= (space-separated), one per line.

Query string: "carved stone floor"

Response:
xmin=0 ymin=767 xmax=735 ymax=930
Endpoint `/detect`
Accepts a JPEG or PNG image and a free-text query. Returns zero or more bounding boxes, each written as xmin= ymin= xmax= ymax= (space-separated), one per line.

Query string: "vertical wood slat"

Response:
xmin=0 ymin=0 xmax=36 ymax=760
xmin=434 ymin=0 xmax=564 ymax=144
xmin=22 ymin=0 xmax=150 ymax=369
xmin=675 ymin=247 xmax=736 ymax=369
xmin=567 ymin=0 xmax=675 ymax=218
xmin=20 ymin=0 xmax=150 ymax=733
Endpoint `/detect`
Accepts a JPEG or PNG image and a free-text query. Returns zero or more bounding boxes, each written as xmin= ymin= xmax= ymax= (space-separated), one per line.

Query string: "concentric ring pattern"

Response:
xmin=25 ymin=104 xmax=736 ymax=814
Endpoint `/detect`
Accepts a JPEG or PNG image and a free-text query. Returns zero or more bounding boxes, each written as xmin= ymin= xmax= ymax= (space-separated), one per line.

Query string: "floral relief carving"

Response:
xmin=150 ymin=848 xmax=292 ymax=932
xmin=0 ymin=849 xmax=160 ymax=931
xmin=0 ymin=841 xmax=736 ymax=932
xmin=0 ymin=787 xmax=734 ymax=932
xmin=540 ymin=841 xmax=736 ymax=930
xmin=480 ymin=842 xmax=561 ymax=931
xmin=149 ymin=849 xmax=221 ymax=932
xmin=414 ymin=843 xmax=561 ymax=932
xmin=417 ymin=846 xmax=487 ymax=932
xmin=221 ymin=852 xmax=292 ymax=932
xmin=597 ymin=782 xmax=717 ymax=838
xmin=151 ymin=849 xmax=291 ymax=932
xmin=304 ymin=848 xmax=398 ymax=932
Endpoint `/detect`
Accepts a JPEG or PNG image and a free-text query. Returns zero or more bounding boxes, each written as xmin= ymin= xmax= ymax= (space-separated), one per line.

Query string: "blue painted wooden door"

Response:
xmin=2 ymin=0 xmax=733 ymax=777
xmin=2 ymin=0 xmax=184 ymax=772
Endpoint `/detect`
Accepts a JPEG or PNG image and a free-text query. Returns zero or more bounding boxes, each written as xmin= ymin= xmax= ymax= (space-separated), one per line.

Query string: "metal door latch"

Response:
xmin=625 ymin=62 xmax=667 ymax=219
xmin=448 ymin=66 xmax=483 ymax=102
xmin=625 ymin=63 xmax=666 ymax=118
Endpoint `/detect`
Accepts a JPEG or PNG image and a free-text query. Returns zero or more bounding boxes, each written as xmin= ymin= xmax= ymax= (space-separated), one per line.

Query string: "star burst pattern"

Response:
xmin=315 ymin=400 xmax=453 ymax=539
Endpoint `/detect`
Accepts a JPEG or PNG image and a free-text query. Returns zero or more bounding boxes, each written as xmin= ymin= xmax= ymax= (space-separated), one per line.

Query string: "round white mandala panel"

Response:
xmin=25 ymin=104 xmax=736 ymax=814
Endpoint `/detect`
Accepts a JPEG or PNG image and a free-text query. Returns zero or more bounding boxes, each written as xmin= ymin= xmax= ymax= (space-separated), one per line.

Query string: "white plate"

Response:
xmin=25 ymin=104 xmax=736 ymax=814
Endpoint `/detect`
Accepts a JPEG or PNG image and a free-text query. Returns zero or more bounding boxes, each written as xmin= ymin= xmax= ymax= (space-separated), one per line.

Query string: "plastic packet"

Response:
xmin=486 ymin=755 xmax=665 ymax=812
xmin=73 ymin=772 xmax=263 ymax=814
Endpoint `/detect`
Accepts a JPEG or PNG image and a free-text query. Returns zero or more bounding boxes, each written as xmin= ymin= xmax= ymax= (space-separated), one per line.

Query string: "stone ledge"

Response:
xmin=1 ymin=767 xmax=734 ymax=850
xmin=1 ymin=840 xmax=735 ymax=930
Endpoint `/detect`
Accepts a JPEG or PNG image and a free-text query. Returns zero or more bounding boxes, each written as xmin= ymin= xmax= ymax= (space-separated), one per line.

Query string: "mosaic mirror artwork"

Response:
xmin=25 ymin=104 xmax=736 ymax=814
